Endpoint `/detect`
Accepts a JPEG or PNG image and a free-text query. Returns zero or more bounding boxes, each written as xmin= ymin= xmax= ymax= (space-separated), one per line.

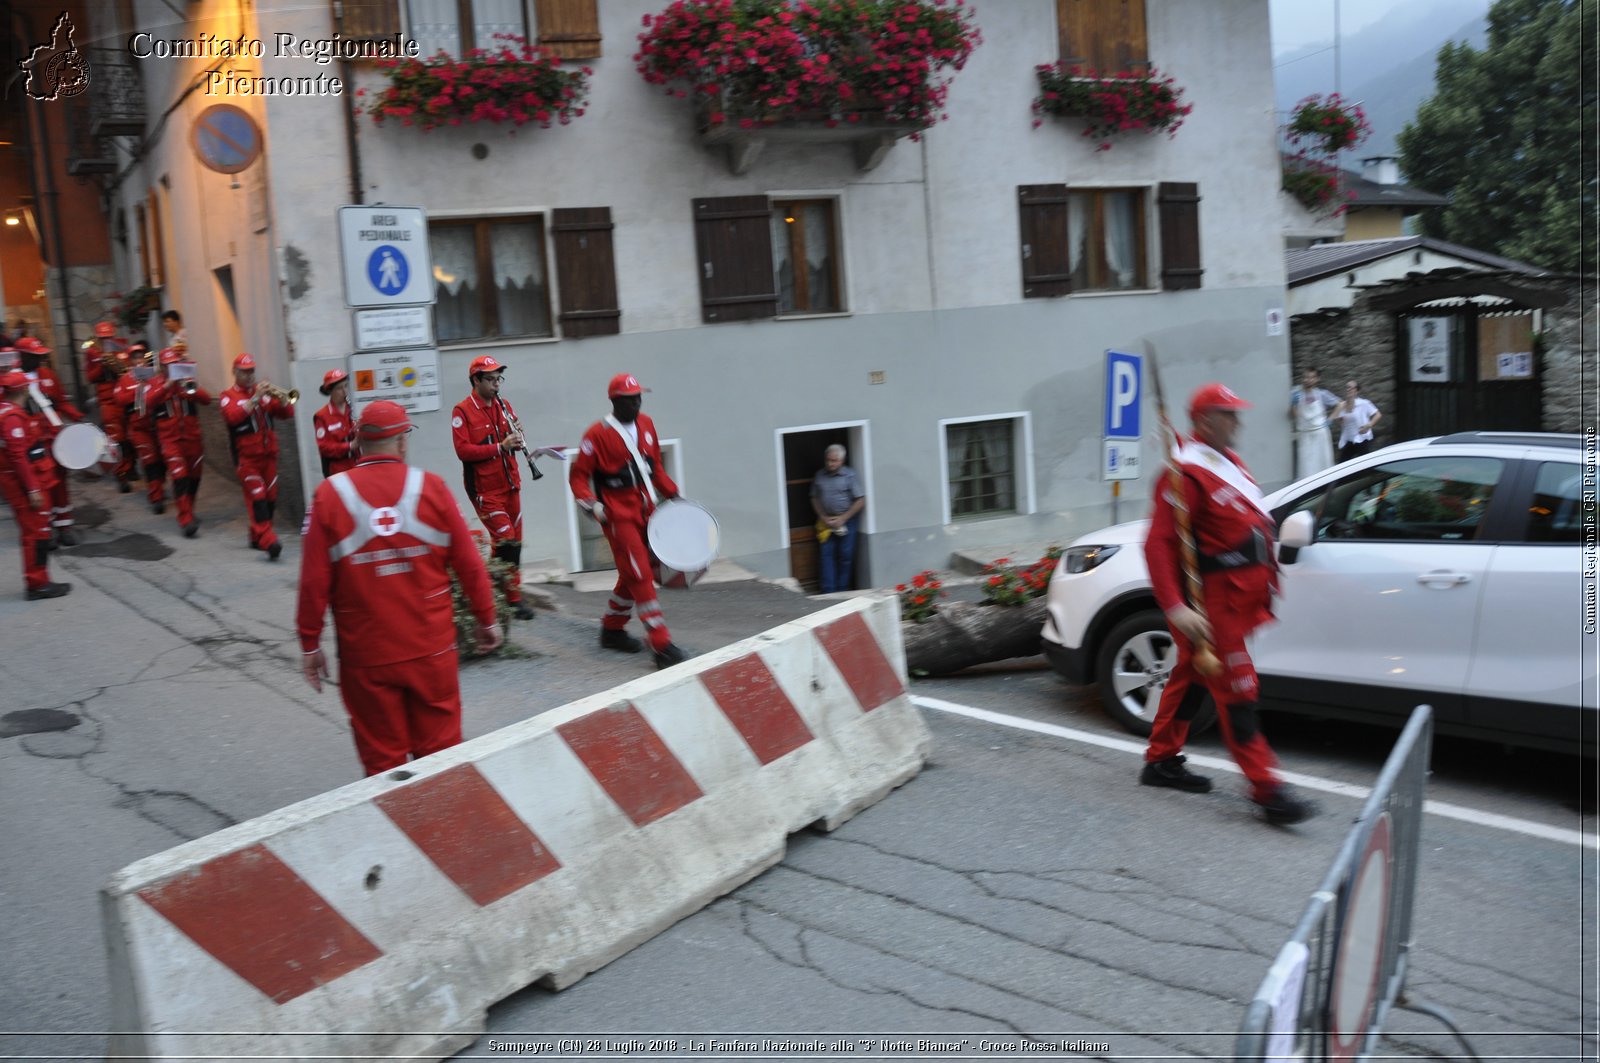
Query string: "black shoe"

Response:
xmin=1255 ymin=788 xmax=1315 ymax=826
xmin=44 ymin=536 xmax=59 ymax=552
xmin=599 ymin=628 xmax=644 ymax=654
xmin=267 ymin=542 xmax=282 ymax=561
xmin=1139 ymin=756 xmax=1214 ymax=793
xmin=117 ymin=479 xmax=132 ymax=494
xmin=55 ymin=528 xmax=78 ymax=547
xmin=182 ymin=519 xmax=200 ymax=539
xmin=152 ymin=502 xmax=165 ymax=515
xmin=653 ymin=642 xmax=688 ymax=670
xmin=511 ymin=599 xmax=536 ymax=621
xmin=26 ymin=581 xmax=71 ymax=601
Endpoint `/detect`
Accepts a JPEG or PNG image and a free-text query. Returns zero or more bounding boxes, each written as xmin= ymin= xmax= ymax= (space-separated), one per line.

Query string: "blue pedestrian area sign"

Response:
xmin=339 ymin=206 xmax=433 ymax=308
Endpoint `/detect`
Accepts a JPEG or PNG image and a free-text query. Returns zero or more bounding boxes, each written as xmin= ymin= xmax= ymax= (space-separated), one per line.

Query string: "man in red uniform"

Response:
xmin=0 ymin=370 xmax=68 ymax=599
xmin=218 ymin=353 xmax=294 ymax=559
xmin=297 ymin=400 xmax=503 ymax=777
xmin=450 ymin=355 xmax=536 ymax=620
xmin=146 ymin=348 xmax=212 ymax=537
xmin=569 ymin=373 xmax=688 ymax=669
xmin=111 ymin=345 xmax=167 ymax=512
xmin=15 ymin=337 xmax=87 ymax=546
xmin=312 ymin=368 xmax=357 ymax=479
xmin=84 ymin=322 xmax=134 ymax=491
xmin=1140 ymin=382 xmax=1312 ymax=825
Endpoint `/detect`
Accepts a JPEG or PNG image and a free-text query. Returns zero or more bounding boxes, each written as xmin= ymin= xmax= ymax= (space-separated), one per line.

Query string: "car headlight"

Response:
xmin=1063 ymin=545 xmax=1121 ymax=574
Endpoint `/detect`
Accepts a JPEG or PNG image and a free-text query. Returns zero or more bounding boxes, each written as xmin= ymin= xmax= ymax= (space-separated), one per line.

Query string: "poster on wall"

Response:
xmin=1408 ymin=317 xmax=1452 ymax=382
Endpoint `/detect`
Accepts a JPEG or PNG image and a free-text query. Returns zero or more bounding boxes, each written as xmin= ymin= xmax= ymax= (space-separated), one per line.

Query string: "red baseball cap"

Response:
xmin=468 ymin=355 xmax=505 ymax=379
xmin=320 ymin=368 xmax=349 ymax=395
xmin=14 ymin=337 xmax=50 ymax=355
xmin=358 ymin=400 xmax=414 ymax=440
xmin=1188 ymin=382 xmax=1251 ymax=417
xmin=94 ymin=322 xmax=116 ymax=338
xmin=158 ymin=347 xmax=185 ymax=365
xmin=233 ymin=353 xmax=257 ymax=371
xmin=607 ymin=372 xmax=648 ymax=398
xmin=0 ymin=370 xmax=27 ymax=390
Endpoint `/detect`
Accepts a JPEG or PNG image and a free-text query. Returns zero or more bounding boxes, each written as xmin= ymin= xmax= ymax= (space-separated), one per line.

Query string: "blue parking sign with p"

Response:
xmin=1104 ymin=351 xmax=1142 ymax=439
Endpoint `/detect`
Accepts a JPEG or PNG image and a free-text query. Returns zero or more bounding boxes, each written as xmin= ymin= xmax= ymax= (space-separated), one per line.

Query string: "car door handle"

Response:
xmin=1416 ymin=571 xmax=1472 ymax=586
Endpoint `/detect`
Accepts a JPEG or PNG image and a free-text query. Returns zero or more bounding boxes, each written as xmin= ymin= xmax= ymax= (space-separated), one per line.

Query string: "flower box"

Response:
xmin=1031 ymin=63 xmax=1192 ymax=150
xmin=361 ymin=35 xmax=590 ymax=132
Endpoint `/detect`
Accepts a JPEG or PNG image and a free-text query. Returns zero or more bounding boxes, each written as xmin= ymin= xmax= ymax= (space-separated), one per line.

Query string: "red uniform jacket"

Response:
xmin=85 ymin=341 xmax=131 ymax=408
xmin=146 ymin=377 xmax=212 ymax=448
xmin=569 ymin=413 xmax=678 ymax=524
xmin=22 ymin=367 xmax=84 ymax=437
xmin=1145 ymin=439 xmax=1278 ymax=636
xmin=0 ymin=401 xmax=42 ymax=492
xmin=219 ymin=384 xmax=293 ymax=460
xmin=314 ymin=400 xmax=358 ymax=477
xmin=296 ymin=455 xmax=496 ymax=668
xmin=451 ymin=393 xmax=522 ymax=498
xmin=111 ymin=373 xmax=156 ymax=442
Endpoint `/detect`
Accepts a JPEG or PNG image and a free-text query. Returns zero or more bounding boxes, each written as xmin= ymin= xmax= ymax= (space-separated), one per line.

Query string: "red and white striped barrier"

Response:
xmin=103 ymin=596 xmax=928 ymax=1060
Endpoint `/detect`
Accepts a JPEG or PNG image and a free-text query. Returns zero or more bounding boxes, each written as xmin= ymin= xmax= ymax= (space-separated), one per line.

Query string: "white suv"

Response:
xmin=1040 ymin=433 xmax=1592 ymax=755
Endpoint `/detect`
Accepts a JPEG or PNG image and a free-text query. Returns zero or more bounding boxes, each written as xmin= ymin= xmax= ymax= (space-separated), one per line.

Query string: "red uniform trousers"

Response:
xmin=237 ymin=453 xmax=280 ymax=550
xmin=99 ymin=389 xmax=135 ymax=484
xmin=1145 ymin=568 xmax=1280 ymax=801
xmin=338 ymin=649 xmax=465 ymax=776
xmin=126 ymin=417 xmax=165 ymax=506
xmin=0 ymin=471 xmax=51 ymax=591
xmin=470 ymin=487 xmax=524 ymax=605
xmin=156 ymin=424 xmax=204 ymax=530
xmin=599 ymin=512 xmax=672 ymax=652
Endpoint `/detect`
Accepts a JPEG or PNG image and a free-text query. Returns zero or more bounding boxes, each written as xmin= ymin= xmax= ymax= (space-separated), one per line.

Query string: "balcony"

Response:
xmin=63 ymin=96 xmax=114 ymax=175
xmin=87 ymin=47 xmax=146 ymax=138
xmin=695 ymin=97 xmax=917 ymax=176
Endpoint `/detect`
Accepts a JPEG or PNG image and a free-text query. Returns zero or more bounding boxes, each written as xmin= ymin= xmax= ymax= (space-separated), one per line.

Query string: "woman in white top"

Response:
xmin=1333 ymin=380 xmax=1382 ymax=460
xmin=1289 ymin=367 xmax=1339 ymax=478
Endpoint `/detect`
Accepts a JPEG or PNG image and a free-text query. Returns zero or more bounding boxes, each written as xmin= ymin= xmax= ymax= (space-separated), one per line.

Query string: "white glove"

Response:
xmin=590 ymin=502 xmax=607 ymax=525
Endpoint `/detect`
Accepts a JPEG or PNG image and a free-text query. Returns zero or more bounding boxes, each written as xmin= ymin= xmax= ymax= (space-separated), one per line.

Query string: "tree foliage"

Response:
xmin=1397 ymin=0 xmax=1594 ymax=273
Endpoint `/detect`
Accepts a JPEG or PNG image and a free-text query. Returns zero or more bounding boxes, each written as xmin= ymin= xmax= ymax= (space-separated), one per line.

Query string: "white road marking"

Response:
xmin=911 ymin=695 xmax=1596 ymax=851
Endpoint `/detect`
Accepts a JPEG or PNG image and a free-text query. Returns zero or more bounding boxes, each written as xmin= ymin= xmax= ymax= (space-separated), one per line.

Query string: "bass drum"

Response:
xmin=647 ymin=498 xmax=720 ymax=589
xmin=51 ymin=422 xmax=111 ymax=470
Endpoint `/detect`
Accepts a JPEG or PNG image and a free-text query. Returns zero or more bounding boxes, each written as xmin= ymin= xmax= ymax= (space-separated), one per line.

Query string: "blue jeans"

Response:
xmin=818 ymin=513 xmax=860 ymax=593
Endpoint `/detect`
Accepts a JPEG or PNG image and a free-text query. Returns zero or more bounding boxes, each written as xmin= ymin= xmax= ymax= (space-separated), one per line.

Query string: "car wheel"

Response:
xmin=1094 ymin=610 xmax=1215 ymax=737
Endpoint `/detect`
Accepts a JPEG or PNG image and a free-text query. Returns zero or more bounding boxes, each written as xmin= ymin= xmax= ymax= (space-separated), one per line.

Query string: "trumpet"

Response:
xmin=101 ymin=349 xmax=128 ymax=378
xmin=258 ymin=383 xmax=299 ymax=406
xmin=502 ymin=405 xmax=544 ymax=480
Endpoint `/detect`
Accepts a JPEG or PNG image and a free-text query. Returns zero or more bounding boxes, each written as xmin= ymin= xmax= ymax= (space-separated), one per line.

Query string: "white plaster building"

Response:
xmin=96 ymin=0 xmax=1291 ymax=588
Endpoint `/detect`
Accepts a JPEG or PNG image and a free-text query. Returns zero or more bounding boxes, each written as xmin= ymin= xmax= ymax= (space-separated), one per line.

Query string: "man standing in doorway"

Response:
xmin=451 ymin=355 xmax=536 ymax=620
xmin=569 ymin=373 xmax=688 ymax=669
xmin=810 ymin=444 xmax=865 ymax=593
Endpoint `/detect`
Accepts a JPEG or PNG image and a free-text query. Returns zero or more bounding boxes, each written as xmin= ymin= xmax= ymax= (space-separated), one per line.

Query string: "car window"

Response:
xmin=1521 ymin=461 xmax=1582 ymax=543
xmin=1274 ymin=457 xmax=1504 ymax=543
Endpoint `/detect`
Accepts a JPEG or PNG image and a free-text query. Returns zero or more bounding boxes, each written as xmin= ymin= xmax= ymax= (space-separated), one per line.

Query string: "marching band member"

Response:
xmin=14 ymin=337 xmax=85 ymax=546
xmin=219 ymin=353 xmax=294 ymax=560
xmin=569 ymin=373 xmax=687 ymax=669
xmin=312 ymin=368 xmax=358 ymax=479
xmin=450 ymin=355 xmax=535 ymax=620
xmin=84 ymin=322 xmax=135 ymax=491
xmin=146 ymin=347 xmax=212 ymax=538
xmin=0 ymin=369 xmax=67 ymax=598
xmin=112 ymin=344 xmax=167 ymax=513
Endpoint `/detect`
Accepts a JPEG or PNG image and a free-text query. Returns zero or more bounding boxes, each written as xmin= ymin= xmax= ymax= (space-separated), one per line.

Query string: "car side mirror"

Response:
xmin=1279 ymin=510 xmax=1315 ymax=549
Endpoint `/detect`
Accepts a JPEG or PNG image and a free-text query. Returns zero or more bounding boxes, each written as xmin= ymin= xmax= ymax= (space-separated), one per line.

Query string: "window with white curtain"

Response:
xmin=946 ymin=419 xmax=1018 ymax=518
xmin=1068 ymin=188 xmax=1148 ymax=291
xmin=406 ymin=0 xmax=528 ymax=58
xmin=429 ymin=216 xmax=551 ymax=343
xmin=770 ymin=198 xmax=841 ymax=314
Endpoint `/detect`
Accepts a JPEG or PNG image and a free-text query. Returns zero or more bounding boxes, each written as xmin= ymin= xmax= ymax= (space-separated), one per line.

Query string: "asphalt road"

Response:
xmin=0 ymin=475 xmax=1593 ymax=1061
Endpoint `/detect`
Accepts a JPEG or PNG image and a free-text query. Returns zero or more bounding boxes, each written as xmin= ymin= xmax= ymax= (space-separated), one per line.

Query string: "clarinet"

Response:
xmin=498 ymin=400 xmax=543 ymax=480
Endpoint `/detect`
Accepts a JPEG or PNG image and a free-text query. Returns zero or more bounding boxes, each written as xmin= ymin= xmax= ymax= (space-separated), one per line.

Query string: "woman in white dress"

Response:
xmin=1289 ymin=367 xmax=1338 ymax=479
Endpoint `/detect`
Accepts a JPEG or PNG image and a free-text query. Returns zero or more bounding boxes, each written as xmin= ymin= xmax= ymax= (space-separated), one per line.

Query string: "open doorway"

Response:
xmin=778 ymin=423 xmax=868 ymax=592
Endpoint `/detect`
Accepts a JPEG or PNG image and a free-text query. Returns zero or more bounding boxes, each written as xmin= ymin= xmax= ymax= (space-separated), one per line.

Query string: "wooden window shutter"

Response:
xmin=1157 ymin=182 xmax=1203 ymax=291
xmin=338 ymin=0 xmax=401 ymax=41
xmin=551 ymin=207 xmax=620 ymax=338
xmin=692 ymin=196 xmax=778 ymax=324
xmin=1057 ymin=0 xmax=1149 ymax=72
xmin=1018 ymin=185 xmax=1072 ymax=299
xmin=535 ymin=0 xmax=602 ymax=59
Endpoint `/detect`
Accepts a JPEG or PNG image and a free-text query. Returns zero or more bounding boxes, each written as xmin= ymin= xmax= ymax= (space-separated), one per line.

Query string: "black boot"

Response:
xmin=599 ymin=628 xmax=643 ymax=654
xmin=511 ymin=599 xmax=536 ymax=621
xmin=55 ymin=527 xmax=78 ymax=547
xmin=26 ymin=582 xmax=71 ymax=601
xmin=653 ymin=642 xmax=689 ymax=670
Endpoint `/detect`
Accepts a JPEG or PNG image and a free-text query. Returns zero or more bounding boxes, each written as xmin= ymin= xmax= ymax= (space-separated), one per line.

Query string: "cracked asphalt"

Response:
xmin=0 ymin=474 xmax=1592 ymax=1061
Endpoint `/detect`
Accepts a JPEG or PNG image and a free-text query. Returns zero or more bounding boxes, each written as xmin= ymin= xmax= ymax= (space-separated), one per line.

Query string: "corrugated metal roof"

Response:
xmin=1285 ymin=236 xmax=1550 ymax=285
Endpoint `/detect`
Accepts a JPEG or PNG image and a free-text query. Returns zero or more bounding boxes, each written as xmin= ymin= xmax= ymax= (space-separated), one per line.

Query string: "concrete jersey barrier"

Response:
xmin=103 ymin=595 xmax=929 ymax=1060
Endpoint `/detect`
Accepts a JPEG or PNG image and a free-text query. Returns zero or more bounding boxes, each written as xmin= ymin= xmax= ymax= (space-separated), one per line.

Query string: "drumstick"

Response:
xmin=27 ymin=382 xmax=63 ymax=428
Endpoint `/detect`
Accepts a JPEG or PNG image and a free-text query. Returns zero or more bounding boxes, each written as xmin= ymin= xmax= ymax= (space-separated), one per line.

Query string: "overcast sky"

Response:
xmin=1269 ymin=0 xmax=1491 ymax=55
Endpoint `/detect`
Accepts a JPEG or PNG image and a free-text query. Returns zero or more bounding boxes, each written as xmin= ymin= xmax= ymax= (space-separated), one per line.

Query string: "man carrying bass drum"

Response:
xmin=569 ymin=373 xmax=689 ymax=670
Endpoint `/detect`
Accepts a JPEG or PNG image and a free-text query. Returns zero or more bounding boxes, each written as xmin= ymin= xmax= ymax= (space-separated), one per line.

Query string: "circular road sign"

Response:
xmin=191 ymin=104 xmax=261 ymax=175
xmin=366 ymin=245 xmax=410 ymax=297
xmin=1330 ymin=811 xmax=1394 ymax=1061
